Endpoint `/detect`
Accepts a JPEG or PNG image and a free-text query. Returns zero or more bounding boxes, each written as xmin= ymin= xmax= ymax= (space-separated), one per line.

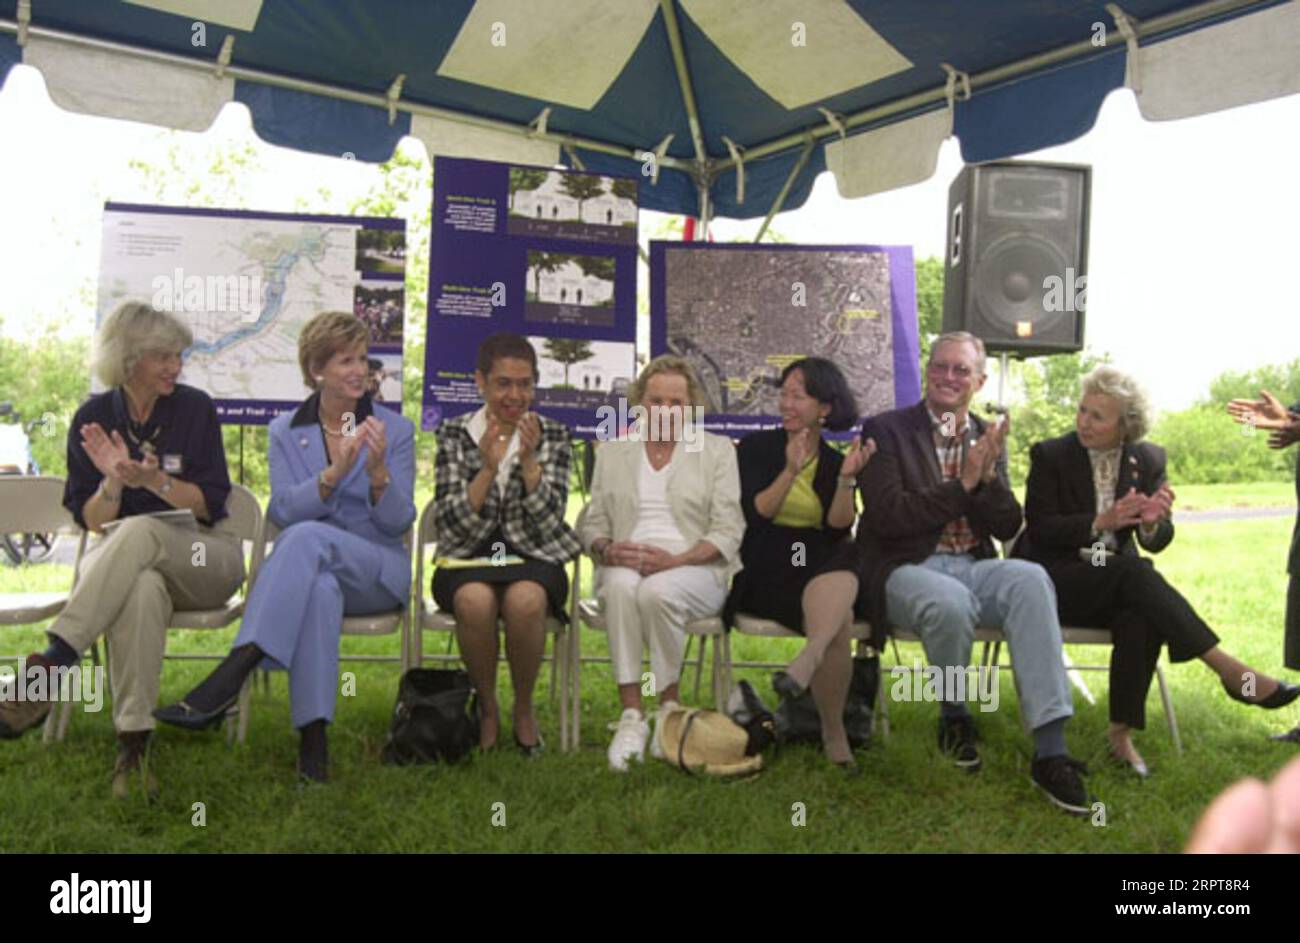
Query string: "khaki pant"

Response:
xmin=51 ymin=516 xmax=245 ymax=732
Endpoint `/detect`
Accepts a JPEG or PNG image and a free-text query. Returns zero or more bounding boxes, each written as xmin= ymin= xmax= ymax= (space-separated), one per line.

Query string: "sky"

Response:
xmin=0 ymin=61 xmax=1297 ymax=412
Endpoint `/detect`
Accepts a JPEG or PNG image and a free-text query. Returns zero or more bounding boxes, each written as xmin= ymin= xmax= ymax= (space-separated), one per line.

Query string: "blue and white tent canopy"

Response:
xmin=1 ymin=0 xmax=1297 ymax=221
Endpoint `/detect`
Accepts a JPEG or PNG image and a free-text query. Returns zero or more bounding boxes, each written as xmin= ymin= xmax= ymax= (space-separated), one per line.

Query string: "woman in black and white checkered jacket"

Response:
xmin=432 ymin=333 xmax=580 ymax=755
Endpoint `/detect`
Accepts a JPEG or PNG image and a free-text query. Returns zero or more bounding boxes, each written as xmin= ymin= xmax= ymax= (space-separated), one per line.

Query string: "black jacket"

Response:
xmin=735 ymin=428 xmax=851 ymax=570
xmin=854 ymin=401 xmax=1021 ymax=642
xmin=1015 ymin=431 xmax=1174 ymax=571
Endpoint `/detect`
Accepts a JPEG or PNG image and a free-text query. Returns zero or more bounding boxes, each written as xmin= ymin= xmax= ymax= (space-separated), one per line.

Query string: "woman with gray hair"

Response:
xmin=0 ymin=301 xmax=244 ymax=799
xmin=1017 ymin=365 xmax=1298 ymax=775
xmin=577 ymin=355 xmax=745 ymax=771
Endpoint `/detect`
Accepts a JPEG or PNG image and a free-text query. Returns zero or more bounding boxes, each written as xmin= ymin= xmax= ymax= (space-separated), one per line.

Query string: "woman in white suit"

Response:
xmin=155 ymin=311 xmax=416 ymax=782
xmin=577 ymin=355 xmax=745 ymax=771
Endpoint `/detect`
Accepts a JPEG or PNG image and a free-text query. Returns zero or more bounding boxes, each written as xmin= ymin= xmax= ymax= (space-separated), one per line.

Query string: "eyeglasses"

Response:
xmin=927 ymin=361 xmax=976 ymax=380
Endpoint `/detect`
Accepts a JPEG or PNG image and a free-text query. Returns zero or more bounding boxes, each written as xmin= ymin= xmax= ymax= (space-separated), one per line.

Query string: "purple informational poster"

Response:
xmin=422 ymin=157 xmax=639 ymax=436
xmin=98 ymin=203 xmax=405 ymax=424
xmin=649 ymin=242 xmax=922 ymax=438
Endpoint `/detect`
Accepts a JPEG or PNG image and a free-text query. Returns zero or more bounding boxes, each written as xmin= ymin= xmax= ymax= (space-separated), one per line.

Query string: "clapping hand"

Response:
xmin=80 ymin=423 xmax=130 ymax=483
xmin=1227 ymin=390 xmax=1291 ymax=431
xmin=516 ymin=413 xmax=542 ymax=464
xmin=980 ymin=415 xmax=1010 ymax=482
xmin=1098 ymin=488 xmax=1145 ymax=531
xmin=357 ymin=416 xmax=388 ymax=474
xmin=116 ymin=451 xmax=161 ymax=490
xmin=1139 ymin=483 xmax=1174 ymax=527
xmin=785 ymin=428 xmax=817 ymax=475
xmin=839 ymin=436 xmax=877 ymax=479
xmin=479 ymin=416 xmax=511 ymax=471
xmin=1268 ymin=418 xmax=1300 ymax=450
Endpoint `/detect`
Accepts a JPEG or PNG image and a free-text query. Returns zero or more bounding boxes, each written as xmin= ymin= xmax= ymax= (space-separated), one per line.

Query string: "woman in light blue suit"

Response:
xmin=155 ymin=312 xmax=416 ymax=782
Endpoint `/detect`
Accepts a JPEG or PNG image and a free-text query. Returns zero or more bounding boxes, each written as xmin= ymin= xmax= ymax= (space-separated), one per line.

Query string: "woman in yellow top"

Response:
xmin=724 ymin=358 xmax=874 ymax=771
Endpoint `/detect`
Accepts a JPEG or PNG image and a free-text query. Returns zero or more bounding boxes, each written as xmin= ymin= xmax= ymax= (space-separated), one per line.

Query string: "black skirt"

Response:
xmin=724 ymin=535 xmax=860 ymax=635
xmin=432 ymin=531 xmax=569 ymax=622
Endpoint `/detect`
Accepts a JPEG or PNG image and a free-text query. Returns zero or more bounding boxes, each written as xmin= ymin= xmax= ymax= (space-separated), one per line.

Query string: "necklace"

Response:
xmin=320 ymin=421 xmax=345 ymax=438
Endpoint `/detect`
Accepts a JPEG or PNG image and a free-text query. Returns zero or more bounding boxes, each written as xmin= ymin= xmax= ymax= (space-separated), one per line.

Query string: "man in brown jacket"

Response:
xmin=856 ymin=332 xmax=1089 ymax=814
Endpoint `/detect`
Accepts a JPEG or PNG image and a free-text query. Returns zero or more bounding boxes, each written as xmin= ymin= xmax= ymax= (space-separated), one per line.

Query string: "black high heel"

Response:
xmin=1222 ymin=678 xmax=1300 ymax=710
xmin=153 ymin=695 xmax=237 ymax=731
xmin=514 ymin=732 xmax=544 ymax=759
xmin=773 ymin=670 xmax=805 ymax=701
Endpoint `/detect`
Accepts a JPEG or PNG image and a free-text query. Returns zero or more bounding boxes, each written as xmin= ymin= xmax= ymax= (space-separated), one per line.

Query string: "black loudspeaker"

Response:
xmin=942 ymin=161 xmax=1091 ymax=356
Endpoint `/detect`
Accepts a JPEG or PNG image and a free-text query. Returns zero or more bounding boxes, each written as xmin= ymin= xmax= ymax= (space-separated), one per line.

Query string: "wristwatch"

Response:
xmin=318 ymin=469 xmax=336 ymax=491
xmin=158 ymin=473 xmax=174 ymax=495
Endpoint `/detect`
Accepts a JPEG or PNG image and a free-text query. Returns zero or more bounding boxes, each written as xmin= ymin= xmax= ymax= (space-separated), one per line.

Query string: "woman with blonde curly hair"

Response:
xmin=1017 ymin=365 xmax=1297 ymax=776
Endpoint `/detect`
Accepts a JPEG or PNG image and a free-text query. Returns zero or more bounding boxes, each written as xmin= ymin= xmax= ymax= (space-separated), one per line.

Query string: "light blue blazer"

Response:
xmin=267 ymin=394 xmax=417 ymax=603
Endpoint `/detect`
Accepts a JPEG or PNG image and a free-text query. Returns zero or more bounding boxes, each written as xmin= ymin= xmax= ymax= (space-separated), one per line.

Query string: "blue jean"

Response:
xmin=236 ymin=522 xmax=404 ymax=728
xmin=884 ymin=553 xmax=1073 ymax=731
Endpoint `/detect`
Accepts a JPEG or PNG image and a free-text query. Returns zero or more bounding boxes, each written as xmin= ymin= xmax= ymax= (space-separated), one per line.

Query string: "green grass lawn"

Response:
xmin=1 ymin=485 xmax=1297 ymax=852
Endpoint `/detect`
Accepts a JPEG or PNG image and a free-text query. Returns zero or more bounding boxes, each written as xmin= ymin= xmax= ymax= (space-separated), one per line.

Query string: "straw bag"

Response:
xmin=655 ymin=704 xmax=764 ymax=777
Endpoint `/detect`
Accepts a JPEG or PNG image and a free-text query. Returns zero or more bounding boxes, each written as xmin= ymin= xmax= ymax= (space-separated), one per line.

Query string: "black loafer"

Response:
xmin=152 ymin=698 xmax=234 ymax=731
xmin=1222 ymin=679 xmax=1300 ymax=710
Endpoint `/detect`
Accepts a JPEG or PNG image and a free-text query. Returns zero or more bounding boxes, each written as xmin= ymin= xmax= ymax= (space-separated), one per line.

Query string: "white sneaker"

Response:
xmin=650 ymin=700 xmax=681 ymax=760
xmin=606 ymin=708 xmax=649 ymax=772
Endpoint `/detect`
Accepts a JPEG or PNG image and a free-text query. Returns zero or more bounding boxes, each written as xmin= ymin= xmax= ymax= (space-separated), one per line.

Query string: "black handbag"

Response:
xmin=381 ymin=668 xmax=480 ymax=765
xmin=773 ymin=653 xmax=879 ymax=749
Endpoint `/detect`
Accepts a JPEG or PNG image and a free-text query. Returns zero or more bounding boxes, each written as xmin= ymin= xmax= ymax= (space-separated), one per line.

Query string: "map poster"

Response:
xmin=422 ymin=157 xmax=638 ymax=437
xmin=649 ymin=242 xmax=922 ymax=438
xmin=97 ymin=203 xmax=406 ymax=424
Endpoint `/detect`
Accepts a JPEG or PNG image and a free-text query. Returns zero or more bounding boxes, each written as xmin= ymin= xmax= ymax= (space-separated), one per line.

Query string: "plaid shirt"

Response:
xmin=433 ymin=412 xmax=581 ymax=564
xmin=929 ymin=409 xmax=979 ymax=555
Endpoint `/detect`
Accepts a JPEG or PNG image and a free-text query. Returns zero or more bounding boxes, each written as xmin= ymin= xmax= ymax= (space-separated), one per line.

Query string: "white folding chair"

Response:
xmin=412 ymin=498 xmax=572 ymax=751
xmin=0 ymin=476 xmax=76 ymax=742
xmin=0 ymin=476 xmax=73 ymax=636
xmin=52 ymin=484 xmax=264 ymax=743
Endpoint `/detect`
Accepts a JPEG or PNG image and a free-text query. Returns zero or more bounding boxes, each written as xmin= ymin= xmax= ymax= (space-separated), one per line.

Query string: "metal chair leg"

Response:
xmin=1155 ymin=662 xmax=1181 ymax=754
xmin=557 ymin=628 xmax=568 ymax=752
xmin=692 ymin=633 xmax=707 ymax=703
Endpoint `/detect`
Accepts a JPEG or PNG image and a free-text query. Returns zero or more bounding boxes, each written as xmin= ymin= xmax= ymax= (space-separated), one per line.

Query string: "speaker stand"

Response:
xmin=997 ymin=351 xmax=1010 ymax=412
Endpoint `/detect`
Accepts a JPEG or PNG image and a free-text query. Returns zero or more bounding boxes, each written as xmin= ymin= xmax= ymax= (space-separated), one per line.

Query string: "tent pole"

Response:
xmin=754 ymin=139 xmax=815 ymax=243
xmin=707 ymin=0 xmax=1271 ymax=172
xmin=658 ymin=0 xmax=711 ymax=172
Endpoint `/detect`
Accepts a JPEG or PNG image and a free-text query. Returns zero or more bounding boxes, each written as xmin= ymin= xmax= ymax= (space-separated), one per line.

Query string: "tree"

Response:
xmin=574 ymin=255 xmax=616 ymax=282
xmin=559 ymin=172 xmax=605 ymax=218
xmin=507 ymin=167 xmax=548 ymax=211
xmin=0 ymin=320 xmax=90 ymax=477
xmin=914 ymin=255 xmax=944 ymax=370
xmin=543 ymin=338 xmax=595 ymax=387
xmin=610 ymin=177 xmax=638 ymax=204
xmin=527 ymin=252 xmax=567 ymax=301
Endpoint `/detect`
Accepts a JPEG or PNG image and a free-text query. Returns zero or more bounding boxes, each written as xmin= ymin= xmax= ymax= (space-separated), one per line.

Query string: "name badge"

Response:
xmin=162 ymin=454 xmax=184 ymax=474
